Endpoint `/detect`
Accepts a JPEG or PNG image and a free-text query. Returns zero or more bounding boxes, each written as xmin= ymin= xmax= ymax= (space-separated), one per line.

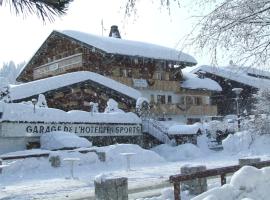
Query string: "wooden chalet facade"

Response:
xmin=193 ymin=65 xmax=270 ymax=116
xmin=16 ymin=28 xmax=218 ymax=122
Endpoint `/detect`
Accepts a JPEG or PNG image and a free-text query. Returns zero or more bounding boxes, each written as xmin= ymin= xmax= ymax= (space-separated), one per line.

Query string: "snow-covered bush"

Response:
xmin=0 ymin=77 xmax=11 ymax=102
xmin=136 ymin=97 xmax=150 ymax=117
xmin=37 ymin=94 xmax=48 ymax=108
xmin=104 ymin=99 xmax=124 ymax=113
xmin=89 ymin=102 xmax=99 ymax=113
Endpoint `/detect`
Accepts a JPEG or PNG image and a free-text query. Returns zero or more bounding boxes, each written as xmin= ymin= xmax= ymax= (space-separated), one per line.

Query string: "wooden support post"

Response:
xmin=174 ymin=182 xmax=181 ymax=200
xmin=221 ymin=174 xmax=226 ymax=185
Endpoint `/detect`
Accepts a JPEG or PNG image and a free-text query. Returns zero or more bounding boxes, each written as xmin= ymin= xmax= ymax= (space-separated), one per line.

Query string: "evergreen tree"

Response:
xmin=1 ymin=0 xmax=73 ymax=22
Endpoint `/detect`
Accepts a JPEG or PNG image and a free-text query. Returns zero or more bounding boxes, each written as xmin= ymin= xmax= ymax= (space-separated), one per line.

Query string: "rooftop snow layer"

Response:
xmin=181 ymin=72 xmax=222 ymax=91
xmin=167 ymin=123 xmax=202 ymax=135
xmin=192 ymin=65 xmax=270 ymax=89
xmin=59 ymin=30 xmax=197 ymax=64
xmin=10 ymin=71 xmax=141 ymax=101
xmin=0 ymin=102 xmax=141 ymax=123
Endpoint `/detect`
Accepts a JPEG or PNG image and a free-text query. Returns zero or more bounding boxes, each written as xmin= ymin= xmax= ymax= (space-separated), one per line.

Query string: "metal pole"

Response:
xmin=236 ymin=96 xmax=240 ymax=131
xmin=173 ymin=182 xmax=181 ymax=200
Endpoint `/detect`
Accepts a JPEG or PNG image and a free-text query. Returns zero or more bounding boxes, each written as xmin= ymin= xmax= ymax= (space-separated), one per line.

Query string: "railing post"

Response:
xmin=173 ymin=182 xmax=181 ymax=200
xmin=220 ymin=173 xmax=226 ymax=185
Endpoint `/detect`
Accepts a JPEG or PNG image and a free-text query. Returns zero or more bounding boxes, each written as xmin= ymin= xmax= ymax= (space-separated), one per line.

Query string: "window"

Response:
xmin=127 ymin=69 xmax=132 ymax=77
xmin=150 ymin=94 xmax=155 ymax=103
xmin=156 ymin=72 xmax=162 ymax=80
xmin=120 ymin=69 xmax=127 ymax=77
xmin=194 ymin=96 xmax=202 ymax=105
xmin=180 ymin=96 xmax=185 ymax=105
xmin=167 ymin=95 xmax=172 ymax=104
xmin=186 ymin=96 xmax=193 ymax=105
xmin=157 ymin=95 xmax=166 ymax=104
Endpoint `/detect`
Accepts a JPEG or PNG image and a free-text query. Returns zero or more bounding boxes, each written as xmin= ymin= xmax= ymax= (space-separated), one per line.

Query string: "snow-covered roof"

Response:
xmin=167 ymin=123 xmax=202 ymax=135
xmin=0 ymin=102 xmax=141 ymax=124
xmin=181 ymin=71 xmax=222 ymax=91
xmin=10 ymin=71 xmax=142 ymax=101
xmin=191 ymin=65 xmax=270 ymax=89
xmin=58 ymin=30 xmax=197 ymax=64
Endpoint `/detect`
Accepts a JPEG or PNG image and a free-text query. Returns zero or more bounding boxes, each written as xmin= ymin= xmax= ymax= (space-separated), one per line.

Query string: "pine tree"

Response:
xmin=1 ymin=0 xmax=73 ymax=22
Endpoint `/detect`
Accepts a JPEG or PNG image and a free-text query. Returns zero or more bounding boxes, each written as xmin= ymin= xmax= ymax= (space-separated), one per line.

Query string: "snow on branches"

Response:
xmin=194 ymin=0 xmax=270 ymax=66
xmin=252 ymin=88 xmax=270 ymax=134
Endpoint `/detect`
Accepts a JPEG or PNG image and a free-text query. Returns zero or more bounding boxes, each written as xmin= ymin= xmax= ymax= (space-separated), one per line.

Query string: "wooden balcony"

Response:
xmin=110 ymin=76 xmax=181 ymax=92
xmin=150 ymin=104 xmax=217 ymax=116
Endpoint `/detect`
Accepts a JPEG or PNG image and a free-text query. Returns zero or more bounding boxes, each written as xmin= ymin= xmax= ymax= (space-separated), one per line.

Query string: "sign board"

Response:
xmin=33 ymin=53 xmax=82 ymax=79
xmin=0 ymin=121 xmax=142 ymax=138
xmin=133 ymin=79 xmax=148 ymax=88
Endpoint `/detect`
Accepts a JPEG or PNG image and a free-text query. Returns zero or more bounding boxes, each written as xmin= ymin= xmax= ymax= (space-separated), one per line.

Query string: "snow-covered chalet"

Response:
xmin=192 ymin=65 xmax=270 ymax=115
xmin=15 ymin=26 xmax=221 ymax=123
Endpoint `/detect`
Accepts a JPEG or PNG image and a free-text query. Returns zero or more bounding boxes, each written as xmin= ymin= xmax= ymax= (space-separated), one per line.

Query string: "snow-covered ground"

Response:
xmin=1 ymin=132 xmax=270 ymax=200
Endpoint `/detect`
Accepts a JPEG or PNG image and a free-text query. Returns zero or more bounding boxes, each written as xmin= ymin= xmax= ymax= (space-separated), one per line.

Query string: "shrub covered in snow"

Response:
xmin=37 ymin=94 xmax=48 ymax=108
xmin=40 ymin=131 xmax=92 ymax=150
xmin=104 ymin=99 xmax=124 ymax=113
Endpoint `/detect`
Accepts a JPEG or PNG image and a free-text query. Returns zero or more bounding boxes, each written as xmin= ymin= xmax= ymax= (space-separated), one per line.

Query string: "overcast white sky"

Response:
xmin=0 ymin=0 xmax=217 ymax=67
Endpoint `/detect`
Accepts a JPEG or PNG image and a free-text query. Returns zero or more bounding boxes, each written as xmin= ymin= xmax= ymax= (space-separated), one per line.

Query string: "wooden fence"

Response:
xmin=169 ymin=160 xmax=270 ymax=200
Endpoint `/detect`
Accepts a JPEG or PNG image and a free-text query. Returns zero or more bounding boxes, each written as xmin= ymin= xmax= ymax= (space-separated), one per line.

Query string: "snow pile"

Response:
xmin=1 ymin=150 xmax=100 ymax=182
xmin=193 ymin=166 xmax=270 ymax=200
xmin=152 ymin=143 xmax=203 ymax=162
xmin=104 ymin=99 xmax=124 ymax=113
xmin=99 ymin=144 xmax=165 ymax=167
xmin=40 ymin=131 xmax=92 ymax=150
xmin=181 ymin=72 xmax=222 ymax=91
xmin=197 ymin=135 xmax=211 ymax=153
xmin=94 ymin=173 xmax=108 ymax=184
xmin=168 ymin=123 xmax=202 ymax=135
xmin=222 ymin=131 xmax=253 ymax=154
xmin=0 ymin=102 xmax=141 ymax=123
xmin=222 ymin=131 xmax=270 ymax=156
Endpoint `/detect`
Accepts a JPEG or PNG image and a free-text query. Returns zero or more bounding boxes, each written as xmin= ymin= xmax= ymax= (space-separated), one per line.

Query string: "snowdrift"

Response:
xmin=40 ymin=131 xmax=92 ymax=150
xmin=193 ymin=166 xmax=270 ymax=200
xmin=152 ymin=143 xmax=203 ymax=162
xmin=222 ymin=131 xmax=270 ymax=155
xmin=98 ymin=144 xmax=166 ymax=167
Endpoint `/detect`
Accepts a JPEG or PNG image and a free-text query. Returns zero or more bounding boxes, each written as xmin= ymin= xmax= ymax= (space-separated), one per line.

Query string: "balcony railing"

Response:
xmin=110 ymin=76 xmax=181 ymax=92
xmin=150 ymin=104 xmax=217 ymax=116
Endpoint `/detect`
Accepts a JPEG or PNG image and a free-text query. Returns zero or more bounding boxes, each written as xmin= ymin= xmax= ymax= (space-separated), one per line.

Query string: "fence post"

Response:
xmin=220 ymin=173 xmax=226 ymax=185
xmin=94 ymin=176 xmax=128 ymax=200
xmin=180 ymin=165 xmax=207 ymax=195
